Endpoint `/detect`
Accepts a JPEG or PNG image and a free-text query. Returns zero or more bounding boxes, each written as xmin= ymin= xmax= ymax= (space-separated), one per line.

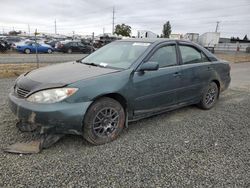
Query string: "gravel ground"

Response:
xmin=0 ymin=77 xmax=250 ymax=187
xmin=0 ymin=53 xmax=86 ymax=64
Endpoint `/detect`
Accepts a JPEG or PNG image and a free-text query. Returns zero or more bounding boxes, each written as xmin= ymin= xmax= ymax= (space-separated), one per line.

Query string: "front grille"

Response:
xmin=15 ymin=87 xmax=30 ymax=98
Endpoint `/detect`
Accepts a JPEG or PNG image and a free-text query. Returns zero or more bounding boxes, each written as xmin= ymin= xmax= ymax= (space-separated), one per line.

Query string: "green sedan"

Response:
xmin=9 ymin=39 xmax=231 ymax=145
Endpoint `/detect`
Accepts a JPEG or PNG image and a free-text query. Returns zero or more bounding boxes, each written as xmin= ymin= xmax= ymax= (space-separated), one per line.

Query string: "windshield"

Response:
xmin=81 ymin=41 xmax=151 ymax=69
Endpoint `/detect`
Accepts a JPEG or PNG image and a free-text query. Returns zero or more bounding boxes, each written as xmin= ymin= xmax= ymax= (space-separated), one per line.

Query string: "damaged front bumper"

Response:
xmin=8 ymin=93 xmax=92 ymax=135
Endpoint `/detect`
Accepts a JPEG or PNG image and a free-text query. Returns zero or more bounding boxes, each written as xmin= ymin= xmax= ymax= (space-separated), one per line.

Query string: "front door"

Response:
xmin=132 ymin=43 xmax=182 ymax=116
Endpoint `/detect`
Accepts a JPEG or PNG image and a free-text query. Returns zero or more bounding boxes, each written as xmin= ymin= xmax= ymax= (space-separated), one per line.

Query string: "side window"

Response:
xmin=69 ymin=42 xmax=76 ymax=47
xmin=201 ymin=52 xmax=209 ymax=62
xmin=78 ymin=43 xmax=84 ymax=47
xmin=148 ymin=45 xmax=177 ymax=68
xmin=179 ymin=45 xmax=208 ymax=64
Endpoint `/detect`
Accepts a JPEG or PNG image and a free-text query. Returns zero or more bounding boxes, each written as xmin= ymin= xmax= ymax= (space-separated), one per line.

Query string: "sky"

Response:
xmin=0 ymin=0 xmax=250 ymax=38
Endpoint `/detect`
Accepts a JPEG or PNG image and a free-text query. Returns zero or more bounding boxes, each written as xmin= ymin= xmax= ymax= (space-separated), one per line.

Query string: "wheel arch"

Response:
xmin=211 ymin=79 xmax=221 ymax=93
xmin=92 ymin=93 xmax=127 ymax=111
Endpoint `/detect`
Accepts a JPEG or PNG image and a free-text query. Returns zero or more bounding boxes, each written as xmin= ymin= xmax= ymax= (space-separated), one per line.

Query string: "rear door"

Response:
xmin=177 ymin=42 xmax=212 ymax=103
xmin=71 ymin=42 xmax=79 ymax=52
xmin=132 ymin=42 xmax=182 ymax=115
xmin=78 ymin=43 xmax=88 ymax=53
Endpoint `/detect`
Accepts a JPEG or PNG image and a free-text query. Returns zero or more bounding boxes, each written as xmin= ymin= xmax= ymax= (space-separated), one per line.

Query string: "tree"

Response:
xmin=162 ymin=21 xmax=172 ymax=38
xmin=243 ymin=35 xmax=248 ymax=41
xmin=114 ymin=24 xmax=131 ymax=37
xmin=9 ymin=30 xmax=21 ymax=36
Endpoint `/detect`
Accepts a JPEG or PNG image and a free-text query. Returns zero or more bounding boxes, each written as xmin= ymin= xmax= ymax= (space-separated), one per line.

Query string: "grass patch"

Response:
xmin=0 ymin=63 xmax=49 ymax=78
xmin=216 ymin=53 xmax=250 ymax=63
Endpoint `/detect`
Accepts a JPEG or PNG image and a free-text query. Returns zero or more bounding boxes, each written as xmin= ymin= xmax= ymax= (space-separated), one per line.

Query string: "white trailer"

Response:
xmin=169 ymin=34 xmax=182 ymax=39
xmin=137 ymin=30 xmax=157 ymax=38
xmin=184 ymin=33 xmax=199 ymax=43
xmin=199 ymin=32 xmax=220 ymax=52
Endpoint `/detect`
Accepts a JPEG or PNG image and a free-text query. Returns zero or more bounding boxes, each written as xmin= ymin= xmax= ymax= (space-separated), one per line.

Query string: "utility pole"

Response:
xmin=103 ymin=27 xmax=105 ymax=35
xmin=112 ymin=7 xmax=115 ymax=35
xmin=54 ymin=19 xmax=57 ymax=34
xmin=215 ymin=21 xmax=220 ymax=32
xmin=28 ymin=24 xmax=30 ymax=36
xmin=91 ymin=32 xmax=94 ymax=53
xmin=34 ymin=29 xmax=39 ymax=68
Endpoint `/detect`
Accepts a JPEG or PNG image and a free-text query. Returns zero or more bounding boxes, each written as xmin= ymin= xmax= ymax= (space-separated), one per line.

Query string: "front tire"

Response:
xmin=83 ymin=97 xmax=125 ymax=145
xmin=24 ymin=48 xmax=31 ymax=54
xmin=198 ymin=82 xmax=219 ymax=110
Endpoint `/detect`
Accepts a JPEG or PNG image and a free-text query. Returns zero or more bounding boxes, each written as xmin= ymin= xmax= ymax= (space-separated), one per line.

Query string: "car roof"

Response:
xmin=118 ymin=38 xmax=190 ymax=44
xmin=119 ymin=38 xmax=218 ymax=61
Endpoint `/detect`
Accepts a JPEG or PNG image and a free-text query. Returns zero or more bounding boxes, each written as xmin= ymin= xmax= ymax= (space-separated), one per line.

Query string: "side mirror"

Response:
xmin=139 ymin=61 xmax=159 ymax=72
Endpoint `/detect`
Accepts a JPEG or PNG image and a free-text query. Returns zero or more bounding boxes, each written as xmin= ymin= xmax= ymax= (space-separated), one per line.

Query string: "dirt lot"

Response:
xmin=0 ymin=63 xmax=250 ymax=187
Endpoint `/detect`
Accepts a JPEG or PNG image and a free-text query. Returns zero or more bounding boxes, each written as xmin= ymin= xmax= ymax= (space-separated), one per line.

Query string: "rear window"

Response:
xmin=179 ymin=45 xmax=209 ymax=64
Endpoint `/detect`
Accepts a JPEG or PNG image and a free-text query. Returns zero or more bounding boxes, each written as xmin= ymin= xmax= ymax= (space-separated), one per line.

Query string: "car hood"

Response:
xmin=16 ymin=62 xmax=119 ymax=92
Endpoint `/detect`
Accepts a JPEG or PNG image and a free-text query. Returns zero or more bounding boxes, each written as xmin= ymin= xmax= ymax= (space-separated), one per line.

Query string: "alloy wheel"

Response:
xmin=205 ymin=86 xmax=217 ymax=105
xmin=92 ymin=107 xmax=119 ymax=137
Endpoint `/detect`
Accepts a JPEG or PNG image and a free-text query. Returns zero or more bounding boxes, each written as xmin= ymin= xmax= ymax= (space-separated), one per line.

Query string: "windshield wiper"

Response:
xmin=82 ymin=61 xmax=120 ymax=70
xmin=82 ymin=62 xmax=100 ymax=67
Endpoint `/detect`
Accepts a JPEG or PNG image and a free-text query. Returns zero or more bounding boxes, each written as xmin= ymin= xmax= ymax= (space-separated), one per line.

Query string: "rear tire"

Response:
xmin=198 ymin=82 xmax=219 ymax=110
xmin=47 ymin=48 xmax=52 ymax=54
xmin=83 ymin=97 xmax=125 ymax=145
xmin=67 ymin=48 xmax=72 ymax=54
xmin=24 ymin=48 xmax=31 ymax=54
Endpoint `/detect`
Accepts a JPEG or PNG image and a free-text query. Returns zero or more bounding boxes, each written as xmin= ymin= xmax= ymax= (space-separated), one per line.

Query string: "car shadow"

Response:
xmin=50 ymin=104 xmax=201 ymax=151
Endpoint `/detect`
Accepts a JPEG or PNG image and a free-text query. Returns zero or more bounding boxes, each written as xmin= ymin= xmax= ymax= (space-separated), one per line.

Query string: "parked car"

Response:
xmin=5 ymin=36 xmax=23 ymax=48
xmin=81 ymin=39 xmax=92 ymax=45
xmin=94 ymin=35 xmax=121 ymax=48
xmin=5 ymin=36 xmax=22 ymax=43
xmin=56 ymin=41 xmax=94 ymax=53
xmin=9 ymin=39 xmax=230 ymax=145
xmin=16 ymin=42 xmax=54 ymax=54
xmin=0 ymin=40 xmax=11 ymax=52
xmin=45 ymin=40 xmax=61 ymax=48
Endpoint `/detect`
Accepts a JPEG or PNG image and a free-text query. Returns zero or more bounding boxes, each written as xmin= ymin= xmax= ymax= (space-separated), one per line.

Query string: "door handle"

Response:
xmin=173 ymin=72 xmax=181 ymax=77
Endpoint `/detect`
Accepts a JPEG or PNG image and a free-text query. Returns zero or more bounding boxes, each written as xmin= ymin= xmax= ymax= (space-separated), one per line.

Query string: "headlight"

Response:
xmin=27 ymin=88 xmax=78 ymax=103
